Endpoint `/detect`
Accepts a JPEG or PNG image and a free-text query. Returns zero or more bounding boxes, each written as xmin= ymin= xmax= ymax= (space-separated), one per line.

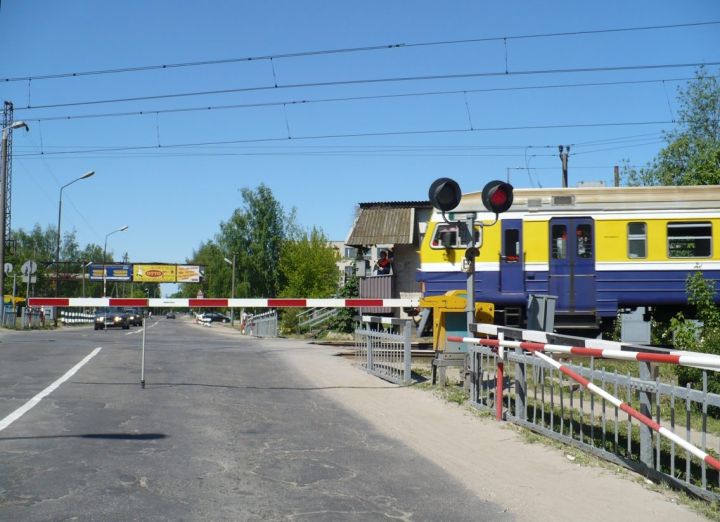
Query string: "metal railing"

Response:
xmin=297 ymin=307 xmax=340 ymax=330
xmin=247 ymin=310 xmax=278 ymax=337
xmin=354 ymin=316 xmax=412 ymax=385
xmin=21 ymin=308 xmax=45 ymax=329
xmin=467 ymin=326 xmax=720 ymax=501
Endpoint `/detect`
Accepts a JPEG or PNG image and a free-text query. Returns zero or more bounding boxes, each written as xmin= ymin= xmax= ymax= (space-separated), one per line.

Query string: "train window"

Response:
xmin=576 ymin=224 xmax=592 ymax=258
xmin=430 ymin=223 xmax=480 ymax=249
xmin=552 ymin=225 xmax=567 ymax=259
xmin=503 ymin=229 xmax=520 ymax=262
xmin=667 ymin=222 xmax=712 ymax=258
xmin=503 ymin=228 xmax=520 ymax=263
xmin=628 ymin=222 xmax=647 ymax=259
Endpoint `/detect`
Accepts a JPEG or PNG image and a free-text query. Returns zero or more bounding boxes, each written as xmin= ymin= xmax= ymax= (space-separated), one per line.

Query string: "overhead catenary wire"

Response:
xmin=12 ymin=131 xmax=662 ymax=151
xmin=15 ymin=62 xmax=720 ymax=111
xmin=3 ymin=20 xmax=718 ymax=83
xmin=13 ymin=119 xmax=674 ymax=158
xmin=15 ymin=76 xmax=704 ymax=122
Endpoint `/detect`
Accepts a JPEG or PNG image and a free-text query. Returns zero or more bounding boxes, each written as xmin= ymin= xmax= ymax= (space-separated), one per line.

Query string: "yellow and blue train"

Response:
xmin=417 ymin=184 xmax=720 ymax=330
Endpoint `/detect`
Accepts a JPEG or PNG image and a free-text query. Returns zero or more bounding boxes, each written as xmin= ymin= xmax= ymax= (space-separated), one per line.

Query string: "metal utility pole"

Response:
xmin=0 ymin=115 xmax=28 ymax=319
xmin=103 ymin=225 xmax=128 ymax=297
xmin=559 ymin=145 xmax=570 ymax=188
xmin=224 ymin=254 xmax=236 ymax=326
xmin=464 ymin=215 xmax=476 ymax=330
xmin=56 ymin=171 xmax=94 ymax=296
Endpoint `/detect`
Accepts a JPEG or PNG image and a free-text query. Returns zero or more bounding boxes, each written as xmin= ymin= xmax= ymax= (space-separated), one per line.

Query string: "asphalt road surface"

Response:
xmin=0 ymin=317 xmax=511 ymax=521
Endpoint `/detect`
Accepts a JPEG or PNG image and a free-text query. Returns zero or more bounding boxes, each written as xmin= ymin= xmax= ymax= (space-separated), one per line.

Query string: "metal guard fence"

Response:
xmin=2 ymin=308 xmax=46 ymax=329
xmin=248 ymin=310 xmax=278 ymax=337
xmin=468 ymin=343 xmax=720 ymax=501
xmin=354 ymin=318 xmax=412 ymax=385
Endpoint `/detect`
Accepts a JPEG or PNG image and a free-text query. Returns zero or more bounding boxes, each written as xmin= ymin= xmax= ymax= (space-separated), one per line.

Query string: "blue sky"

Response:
xmin=1 ymin=1 xmax=719 ymax=286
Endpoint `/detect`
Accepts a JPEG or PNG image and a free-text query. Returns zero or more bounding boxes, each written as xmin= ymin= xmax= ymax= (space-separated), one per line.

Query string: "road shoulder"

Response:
xmin=264 ymin=337 xmax=708 ymax=522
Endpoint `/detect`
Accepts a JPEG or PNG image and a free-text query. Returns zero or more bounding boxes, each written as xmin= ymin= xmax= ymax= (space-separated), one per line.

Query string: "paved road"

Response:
xmin=0 ymin=318 xmax=510 ymax=521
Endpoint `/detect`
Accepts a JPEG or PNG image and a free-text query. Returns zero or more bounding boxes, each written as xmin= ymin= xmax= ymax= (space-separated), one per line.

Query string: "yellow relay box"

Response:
xmin=419 ymin=290 xmax=494 ymax=352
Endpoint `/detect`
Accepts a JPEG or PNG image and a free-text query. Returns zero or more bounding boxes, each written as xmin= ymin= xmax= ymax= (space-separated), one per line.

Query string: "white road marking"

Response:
xmin=0 ymin=347 xmax=103 ymax=432
xmin=125 ymin=321 xmax=161 ymax=335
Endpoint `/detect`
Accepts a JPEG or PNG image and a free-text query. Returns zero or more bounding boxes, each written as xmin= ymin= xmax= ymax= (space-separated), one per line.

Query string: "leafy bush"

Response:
xmin=327 ymin=274 xmax=359 ymax=333
xmin=280 ymin=308 xmax=301 ymax=335
xmin=669 ymin=272 xmax=720 ymax=403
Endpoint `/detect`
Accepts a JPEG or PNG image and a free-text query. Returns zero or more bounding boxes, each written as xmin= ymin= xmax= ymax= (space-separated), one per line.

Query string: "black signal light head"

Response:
xmin=481 ymin=180 xmax=514 ymax=214
xmin=428 ymin=177 xmax=462 ymax=212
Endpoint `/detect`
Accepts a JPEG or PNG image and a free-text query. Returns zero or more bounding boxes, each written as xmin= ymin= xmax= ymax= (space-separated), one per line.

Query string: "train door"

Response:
xmin=500 ymin=219 xmax=523 ymax=293
xmin=548 ymin=217 xmax=596 ymax=313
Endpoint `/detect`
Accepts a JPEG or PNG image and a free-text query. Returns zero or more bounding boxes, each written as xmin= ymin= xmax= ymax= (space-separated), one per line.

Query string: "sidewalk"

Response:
xmin=257 ymin=336 xmax=709 ymax=522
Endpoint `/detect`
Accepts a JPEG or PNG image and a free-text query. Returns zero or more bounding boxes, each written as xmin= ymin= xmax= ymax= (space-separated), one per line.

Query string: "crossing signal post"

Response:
xmin=428 ymin=178 xmax=514 ymax=336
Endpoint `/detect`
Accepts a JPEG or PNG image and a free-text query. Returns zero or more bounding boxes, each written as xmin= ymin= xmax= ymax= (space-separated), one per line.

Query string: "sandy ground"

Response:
xmin=252 ymin=335 xmax=714 ymax=522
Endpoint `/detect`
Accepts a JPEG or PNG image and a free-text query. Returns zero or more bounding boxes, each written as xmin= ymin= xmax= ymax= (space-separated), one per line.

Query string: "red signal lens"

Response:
xmin=481 ymin=180 xmax=514 ymax=214
xmin=490 ymin=189 xmax=507 ymax=207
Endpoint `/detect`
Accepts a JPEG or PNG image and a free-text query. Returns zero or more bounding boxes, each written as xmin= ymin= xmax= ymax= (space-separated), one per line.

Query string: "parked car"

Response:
xmin=166 ymin=311 xmax=176 ymax=319
xmin=123 ymin=308 xmax=143 ymax=327
xmin=201 ymin=312 xmax=230 ymax=323
xmin=94 ymin=308 xmax=130 ymax=330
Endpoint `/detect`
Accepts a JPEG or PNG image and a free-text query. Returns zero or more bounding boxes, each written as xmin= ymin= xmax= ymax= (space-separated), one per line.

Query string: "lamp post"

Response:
xmin=81 ymin=260 xmax=92 ymax=298
xmin=0 ymin=120 xmax=28 ymax=320
xmin=103 ymin=225 xmax=128 ymax=298
xmin=224 ymin=254 xmax=236 ymax=326
xmin=56 ymin=171 xmax=94 ymax=297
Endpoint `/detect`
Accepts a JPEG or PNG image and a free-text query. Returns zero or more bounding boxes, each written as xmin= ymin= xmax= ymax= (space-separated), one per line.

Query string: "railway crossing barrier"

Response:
xmin=453 ymin=323 xmax=720 ymax=502
xmin=27 ymin=297 xmax=418 ymax=309
xmin=355 ymin=316 xmax=412 ymax=385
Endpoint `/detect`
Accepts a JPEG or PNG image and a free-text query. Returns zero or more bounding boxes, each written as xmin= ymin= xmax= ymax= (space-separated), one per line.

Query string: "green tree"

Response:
xmin=279 ymin=227 xmax=339 ymax=298
xmin=623 ymin=70 xmax=720 ymax=186
xmin=180 ymin=240 xmax=228 ymax=298
xmin=218 ymin=184 xmax=288 ymax=298
xmin=7 ymin=224 xmax=56 ymax=297
xmin=328 ymin=273 xmax=359 ymax=333
xmin=5 ymin=225 xmax=109 ymax=297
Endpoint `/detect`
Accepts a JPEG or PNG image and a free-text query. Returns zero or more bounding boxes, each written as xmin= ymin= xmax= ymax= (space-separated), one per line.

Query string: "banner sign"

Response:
xmin=133 ymin=264 xmax=177 ymax=283
xmin=89 ymin=264 xmax=132 ymax=282
xmin=177 ymin=265 xmax=202 ymax=283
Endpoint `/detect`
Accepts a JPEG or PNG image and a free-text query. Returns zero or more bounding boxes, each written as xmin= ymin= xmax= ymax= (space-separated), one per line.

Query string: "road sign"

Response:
xmin=21 ymin=260 xmax=38 ymax=275
xmin=21 ymin=275 xmax=37 ymax=284
xmin=197 ymin=289 xmax=204 ymax=299
xmin=3 ymin=262 xmax=12 ymax=275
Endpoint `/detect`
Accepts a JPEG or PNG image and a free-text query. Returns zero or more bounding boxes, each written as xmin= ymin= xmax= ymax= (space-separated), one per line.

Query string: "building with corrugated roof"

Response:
xmin=344 ymin=200 xmax=433 ymax=315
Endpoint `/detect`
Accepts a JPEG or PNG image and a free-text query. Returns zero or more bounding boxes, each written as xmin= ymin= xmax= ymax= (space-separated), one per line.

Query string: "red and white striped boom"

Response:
xmin=532 ymin=350 xmax=720 ymax=472
xmin=28 ymin=297 xmax=419 ymax=309
xmin=448 ymin=336 xmax=720 ymax=371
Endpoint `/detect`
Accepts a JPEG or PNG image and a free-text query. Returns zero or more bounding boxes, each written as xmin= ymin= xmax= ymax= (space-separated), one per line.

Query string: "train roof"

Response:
xmin=453 ymin=184 xmax=720 ymax=213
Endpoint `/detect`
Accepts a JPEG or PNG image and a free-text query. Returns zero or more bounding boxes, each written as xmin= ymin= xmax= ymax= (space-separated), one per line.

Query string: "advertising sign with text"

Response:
xmin=88 ymin=264 xmax=132 ymax=281
xmin=133 ymin=264 xmax=177 ymax=283
xmin=176 ymin=265 xmax=202 ymax=283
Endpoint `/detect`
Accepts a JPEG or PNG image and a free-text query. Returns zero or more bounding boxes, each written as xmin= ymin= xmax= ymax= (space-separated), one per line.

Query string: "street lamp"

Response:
xmin=103 ymin=225 xmax=128 ymax=298
xmin=0 ymin=121 xmax=29 ymax=321
xmin=224 ymin=254 xmax=236 ymax=326
xmin=56 ymin=171 xmax=95 ymax=296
